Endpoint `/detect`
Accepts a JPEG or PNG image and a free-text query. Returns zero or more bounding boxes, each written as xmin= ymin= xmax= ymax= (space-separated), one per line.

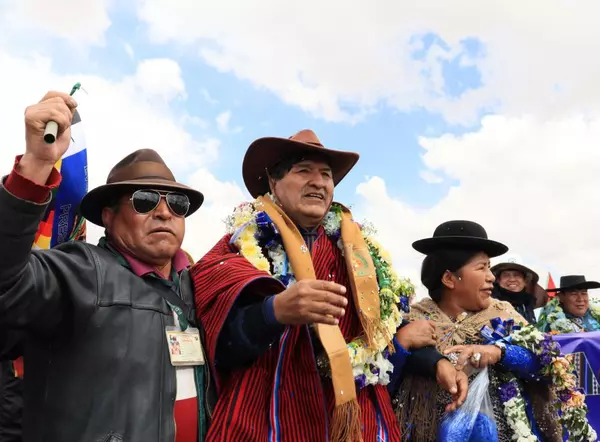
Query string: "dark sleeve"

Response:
xmin=386 ymin=337 xmax=411 ymax=395
xmin=0 ymin=360 xmax=23 ymax=441
xmin=393 ymin=319 xmax=445 ymax=378
xmin=216 ymin=295 xmax=285 ymax=370
xmin=0 ymin=329 xmax=24 ymax=361
xmin=404 ymin=346 xmax=445 ymax=378
xmin=0 ymin=180 xmax=99 ymax=333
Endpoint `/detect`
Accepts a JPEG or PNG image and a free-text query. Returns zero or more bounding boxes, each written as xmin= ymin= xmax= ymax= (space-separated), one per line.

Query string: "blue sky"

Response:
xmin=7 ymin=1 xmax=600 ymax=286
xmin=26 ymin=11 xmax=487 ymax=211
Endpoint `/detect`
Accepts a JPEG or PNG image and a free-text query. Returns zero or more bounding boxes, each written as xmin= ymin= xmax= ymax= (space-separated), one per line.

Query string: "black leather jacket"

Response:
xmin=0 ymin=361 xmax=22 ymax=442
xmin=0 ymin=181 xmax=214 ymax=442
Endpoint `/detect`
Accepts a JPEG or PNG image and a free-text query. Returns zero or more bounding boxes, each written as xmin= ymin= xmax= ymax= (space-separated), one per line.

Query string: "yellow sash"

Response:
xmin=257 ymin=195 xmax=383 ymax=442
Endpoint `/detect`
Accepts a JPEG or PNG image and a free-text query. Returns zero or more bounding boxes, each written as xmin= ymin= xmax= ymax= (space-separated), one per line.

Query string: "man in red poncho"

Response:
xmin=191 ymin=130 xmax=466 ymax=441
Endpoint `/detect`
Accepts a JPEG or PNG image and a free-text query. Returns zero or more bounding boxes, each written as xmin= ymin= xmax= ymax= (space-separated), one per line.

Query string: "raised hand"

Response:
xmin=19 ymin=91 xmax=78 ymax=185
xmin=273 ymin=279 xmax=348 ymax=326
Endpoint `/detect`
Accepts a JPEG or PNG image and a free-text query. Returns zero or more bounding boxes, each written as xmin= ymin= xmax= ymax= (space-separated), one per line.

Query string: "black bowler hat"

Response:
xmin=412 ymin=220 xmax=508 ymax=258
xmin=546 ymin=275 xmax=600 ymax=293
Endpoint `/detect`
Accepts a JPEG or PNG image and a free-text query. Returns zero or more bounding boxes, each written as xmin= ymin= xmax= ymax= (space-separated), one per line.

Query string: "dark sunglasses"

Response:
xmin=130 ymin=190 xmax=190 ymax=217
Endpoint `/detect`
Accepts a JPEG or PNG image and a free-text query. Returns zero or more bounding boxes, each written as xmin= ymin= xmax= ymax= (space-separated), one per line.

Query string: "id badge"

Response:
xmin=165 ymin=326 xmax=205 ymax=366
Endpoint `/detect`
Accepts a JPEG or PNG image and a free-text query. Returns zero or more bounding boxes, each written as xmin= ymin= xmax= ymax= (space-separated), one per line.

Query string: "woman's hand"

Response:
xmin=443 ymin=344 xmax=502 ymax=370
xmin=435 ymin=359 xmax=468 ymax=412
xmin=395 ymin=319 xmax=437 ymax=351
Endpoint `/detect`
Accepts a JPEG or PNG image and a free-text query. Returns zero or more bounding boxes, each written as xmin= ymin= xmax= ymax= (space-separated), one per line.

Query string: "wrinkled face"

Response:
xmin=445 ymin=252 xmax=496 ymax=312
xmin=102 ymin=190 xmax=185 ymax=266
xmin=269 ymin=158 xmax=334 ymax=228
xmin=498 ymin=269 xmax=527 ymax=292
xmin=559 ymin=290 xmax=589 ymax=317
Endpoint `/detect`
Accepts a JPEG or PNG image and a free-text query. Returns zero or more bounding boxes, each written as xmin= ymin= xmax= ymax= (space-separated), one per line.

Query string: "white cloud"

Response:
xmin=130 ymin=58 xmax=187 ymax=102
xmin=200 ymin=88 xmax=219 ymax=105
xmin=215 ymin=110 xmax=242 ymax=134
xmin=6 ymin=0 xmax=600 ymax=304
xmin=216 ymin=111 xmax=231 ymax=133
xmin=184 ymin=169 xmax=248 ymax=259
xmin=0 ymin=48 xmax=243 ymax=262
xmin=354 ymin=114 xmax=600 ymax=298
xmin=124 ymin=43 xmax=135 ymax=60
xmin=136 ymin=0 xmax=600 ymax=125
xmin=2 ymin=0 xmax=112 ymax=46
xmin=419 ymin=170 xmax=443 ymax=184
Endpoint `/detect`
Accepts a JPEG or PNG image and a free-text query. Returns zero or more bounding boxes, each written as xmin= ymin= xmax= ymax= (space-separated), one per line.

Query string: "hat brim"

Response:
xmin=546 ymin=281 xmax=600 ymax=292
xmin=491 ymin=263 xmax=540 ymax=285
xmin=412 ymin=236 xmax=508 ymax=258
xmin=242 ymin=136 xmax=359 ymax=198
xmin=531 ymin=284 xmax=550 ymax=308
xmin=80 ymin=179 xmax=204 ymax=227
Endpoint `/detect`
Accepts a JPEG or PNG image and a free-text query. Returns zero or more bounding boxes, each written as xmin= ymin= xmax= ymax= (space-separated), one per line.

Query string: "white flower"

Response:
xmin=554 ymin=318 xmax=578 ymax=333
xmin=322 ymin=211 xmax=341 ymax=236
xmin=373 ymin=353 xmax=393 ymax=385
xmin=501 ymin=386 xmax=537 ymax=441
xmin=364 ymin=366 xmax=378 ymax=386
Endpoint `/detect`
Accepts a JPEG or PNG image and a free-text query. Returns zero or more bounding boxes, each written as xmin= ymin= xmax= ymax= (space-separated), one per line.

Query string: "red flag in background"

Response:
xmin=13 ymin=357 xmax=23 ymax=378
xmin=547 ymin=273 xmax=557 ymax=298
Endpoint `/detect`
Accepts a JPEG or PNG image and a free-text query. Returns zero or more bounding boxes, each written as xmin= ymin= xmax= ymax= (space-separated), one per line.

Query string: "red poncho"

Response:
xmin=191 ymin=232 xmax=401 ymax=441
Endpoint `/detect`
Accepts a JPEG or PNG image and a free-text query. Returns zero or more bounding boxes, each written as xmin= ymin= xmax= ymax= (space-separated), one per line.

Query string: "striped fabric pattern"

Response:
xmin=191 ymin=231 xmax=401 ymax=441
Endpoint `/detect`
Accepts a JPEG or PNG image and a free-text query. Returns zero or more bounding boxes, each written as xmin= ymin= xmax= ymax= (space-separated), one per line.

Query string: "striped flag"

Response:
xmin=547 ymin=272 xmax=557 ymax=298
xmin=15 ymin=85 xmax=88 ymax=378
xmin=33 ymin=101 xmax=88 ymax=248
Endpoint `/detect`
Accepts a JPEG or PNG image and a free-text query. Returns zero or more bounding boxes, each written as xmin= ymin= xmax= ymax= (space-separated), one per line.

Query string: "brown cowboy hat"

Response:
xmin=491 ymin=262 xmax=540 ymax=286
xmin=242 ymin=129 xmax=360 ymax=198
xmin=491 ymin=260 xmax=549 ymax=307
xmin=80 ymin=149 xmax=204 ymax=227
xmin=530 ymin=283 xmax=550 ymax=309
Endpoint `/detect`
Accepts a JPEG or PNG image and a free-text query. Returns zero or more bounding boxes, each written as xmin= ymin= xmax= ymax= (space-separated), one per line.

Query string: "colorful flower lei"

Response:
xmin=495 ymin=325 xmax=597 ymax=441
xmin=537 ymin=298 xmax=600 ymax=334
xmin=498 ymin=379 xmax=537 ymax=441
xmin=225 ymin=197 xmax=415 ymax=389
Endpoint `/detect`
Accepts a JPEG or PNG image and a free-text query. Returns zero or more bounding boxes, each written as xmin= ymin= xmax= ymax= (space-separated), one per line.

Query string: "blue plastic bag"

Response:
xmin=437 ymin=367 xmax=499 ymax=442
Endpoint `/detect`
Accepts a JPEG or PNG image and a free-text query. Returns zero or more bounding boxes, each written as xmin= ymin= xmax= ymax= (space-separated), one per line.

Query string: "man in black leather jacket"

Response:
xmin=0 ymin=91 xmax=213 ymax=442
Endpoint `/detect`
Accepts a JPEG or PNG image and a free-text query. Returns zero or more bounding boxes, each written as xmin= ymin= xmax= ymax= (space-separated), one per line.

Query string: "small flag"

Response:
xmin=547 ymin=272 xmax=557 ymax=298
xmin=15 ymin=84 xmax=88 ymax=378
xmin=33 ymin=97 xmax=88 ymax=249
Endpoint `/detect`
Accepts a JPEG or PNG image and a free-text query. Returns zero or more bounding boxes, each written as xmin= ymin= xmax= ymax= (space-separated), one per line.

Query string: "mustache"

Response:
xmin=302 ymin=187 xmax=329 ymax=198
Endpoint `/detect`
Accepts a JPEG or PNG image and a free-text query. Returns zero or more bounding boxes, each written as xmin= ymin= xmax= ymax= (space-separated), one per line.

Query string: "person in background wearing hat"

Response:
xmin=0 ymin=91 xmax=212 ymax=442
xmin=538 ymin=275 xmax=600 ymax=333
xmin=491 ymin=259 xmax=548 ymax=324
xmin=394 ymin=220 xmax=561 ymax=442
xmin=190 ymin=130 xmax=466 ymax=441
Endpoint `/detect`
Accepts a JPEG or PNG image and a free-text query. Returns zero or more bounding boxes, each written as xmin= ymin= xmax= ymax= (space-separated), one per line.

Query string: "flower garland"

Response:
xmin=496 ymin=325 xmax=597 ymax=441
xmin=498 ymin=379 xmax=537 ymax=442
xmin=225 ymin=198 xmax=415 ymax=389
xmin=538 ymin=298 xmax=600 ymax=334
